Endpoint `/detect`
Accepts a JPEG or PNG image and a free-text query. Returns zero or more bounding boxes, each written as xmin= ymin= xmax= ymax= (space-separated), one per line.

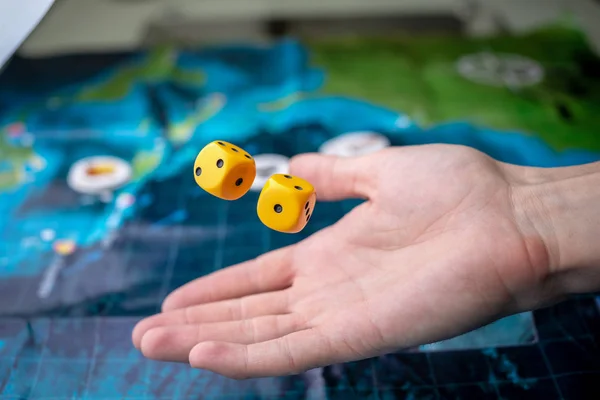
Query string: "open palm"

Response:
xmin=132 ymin=144 xmax=552 ymax=379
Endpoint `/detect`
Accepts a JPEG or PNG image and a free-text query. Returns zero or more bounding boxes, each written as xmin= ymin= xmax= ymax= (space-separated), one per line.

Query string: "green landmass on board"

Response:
xmin=77 ymin=47 xmax=205 ymax=102
xmin=0 ymin=135 xmax=34 ymax=191
xmin=307 ymin=23 xmax=600 ymax=152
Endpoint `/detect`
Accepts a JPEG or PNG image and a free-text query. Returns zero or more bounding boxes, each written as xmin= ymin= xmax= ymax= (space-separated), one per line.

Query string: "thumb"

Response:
xmin=289 ymin=153 xmax=374 ymax=201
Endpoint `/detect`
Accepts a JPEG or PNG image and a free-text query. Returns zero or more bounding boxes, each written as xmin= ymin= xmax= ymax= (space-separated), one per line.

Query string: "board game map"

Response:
xmin=1 ymin=22 xmax=600 ymax=399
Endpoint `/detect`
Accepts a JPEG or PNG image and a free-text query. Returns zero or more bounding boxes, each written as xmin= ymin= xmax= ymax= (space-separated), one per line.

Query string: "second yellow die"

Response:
xmin=257 ymin=174 xmax=316 ymax=233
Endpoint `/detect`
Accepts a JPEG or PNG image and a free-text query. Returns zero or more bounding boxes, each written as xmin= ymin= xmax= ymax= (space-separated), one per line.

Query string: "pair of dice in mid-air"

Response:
xmin=193 ymin=140 xmax=316 ymax=234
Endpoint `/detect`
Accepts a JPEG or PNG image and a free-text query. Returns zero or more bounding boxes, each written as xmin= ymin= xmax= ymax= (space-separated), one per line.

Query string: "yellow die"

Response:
xmin=193 ymin=140 xmax=256 ymax=200
xmin=257 ymin=174 xmax=316 ymax=233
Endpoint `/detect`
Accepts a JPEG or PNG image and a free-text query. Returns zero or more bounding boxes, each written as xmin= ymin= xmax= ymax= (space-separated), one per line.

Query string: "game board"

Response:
xmin=1 ymin=22 xmax=599 ymax=399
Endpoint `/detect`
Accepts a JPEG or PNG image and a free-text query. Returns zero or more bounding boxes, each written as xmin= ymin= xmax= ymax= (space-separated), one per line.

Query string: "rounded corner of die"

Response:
xmin=246 ymin=174 xmax=257 ymax=189
xmin=246 ymin=159 xmax=257 ymax=172
xmin=225 ymin=192 xmax=243 ymax=201
xmin=192 ymin=176 xmax=201 ymax=188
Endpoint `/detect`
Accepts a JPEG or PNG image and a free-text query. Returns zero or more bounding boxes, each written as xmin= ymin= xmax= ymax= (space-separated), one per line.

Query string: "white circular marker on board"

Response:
xmin=67 ymin=156 xmax=132 ymax=195
xmin=251 ymin=154 xmax=290 ymax=192
xmin=456 ymin=52 xmax=544 ymax=89
xmin=319 ymin=131 xmax=391 ymax=158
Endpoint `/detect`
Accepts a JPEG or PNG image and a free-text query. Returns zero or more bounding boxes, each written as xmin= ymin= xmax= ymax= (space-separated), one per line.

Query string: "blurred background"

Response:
xmin=13 ymin=0 xmax=600 ymax=53
xmin=0 ymin=1 xmax=599 ymax=399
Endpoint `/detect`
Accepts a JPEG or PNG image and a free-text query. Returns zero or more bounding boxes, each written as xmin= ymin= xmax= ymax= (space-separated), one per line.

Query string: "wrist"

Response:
xmin=508 ymin=162 xmax=600 ymax=294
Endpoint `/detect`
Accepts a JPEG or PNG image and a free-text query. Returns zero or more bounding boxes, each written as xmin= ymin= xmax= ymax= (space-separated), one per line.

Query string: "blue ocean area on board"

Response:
xmin=0 ymin=36 xmax=599 ymax=399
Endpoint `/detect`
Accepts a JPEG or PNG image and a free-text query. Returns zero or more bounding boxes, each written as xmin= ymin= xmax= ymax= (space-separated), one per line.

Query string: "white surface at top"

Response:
xmin=0 ymin=0 xmax=54 ymax=67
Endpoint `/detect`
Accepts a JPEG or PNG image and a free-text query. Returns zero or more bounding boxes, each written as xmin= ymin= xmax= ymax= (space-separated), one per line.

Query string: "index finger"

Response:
xmin=161 ymin=246 xmax=295 ymax=311
xmin=289 ymin=153 xmax=374 ymax=201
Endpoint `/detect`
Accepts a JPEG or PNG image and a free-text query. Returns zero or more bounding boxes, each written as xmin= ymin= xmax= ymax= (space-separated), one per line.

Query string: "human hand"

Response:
xmin=132 ymin=144 xmax=596 ymax=379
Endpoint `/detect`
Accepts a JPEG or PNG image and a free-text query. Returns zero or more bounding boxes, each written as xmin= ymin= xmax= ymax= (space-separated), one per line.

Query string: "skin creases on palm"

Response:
xmin=132 ymin=144 xmax=551 ymax=379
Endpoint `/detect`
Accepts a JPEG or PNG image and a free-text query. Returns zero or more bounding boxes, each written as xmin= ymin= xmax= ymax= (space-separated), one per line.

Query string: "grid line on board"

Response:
xmin=80 ymin=317 xmax=101 ymax=400
xmin=2 ymin=352 xmax=600 ymax=398
xmin=139 ymin=179 xmax=190 ymax=399
xmin=212 ymin=201 xmax=230 ymax=273
xmin=424 ymin=352 xmax=442 ymax=400
xmin=3 ymin=371 xmax=600 ymax=400
xmin=537 ymin=340 xmax=566 ymax=400
xmin=23 ymin=320 xmax=52 ymax=399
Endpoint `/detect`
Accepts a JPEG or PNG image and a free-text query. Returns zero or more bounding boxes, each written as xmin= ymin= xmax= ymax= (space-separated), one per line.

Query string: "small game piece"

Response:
xmin=319 ymin=131 xmax=390 ymax=157
xmin=456 ymin=52 xmax=544 ymax=89
xmin=257 ymin=174 xmax=316 ymax=233
xmin=67 ymin=156 xmax=132 ymax=195
xmin=250 ymin=153 xmax=290 ymax=192
xmin=193 ymin=140 xmax=256 ymax=200
xmin=53 ymin=239 xmax=76 ymax=256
